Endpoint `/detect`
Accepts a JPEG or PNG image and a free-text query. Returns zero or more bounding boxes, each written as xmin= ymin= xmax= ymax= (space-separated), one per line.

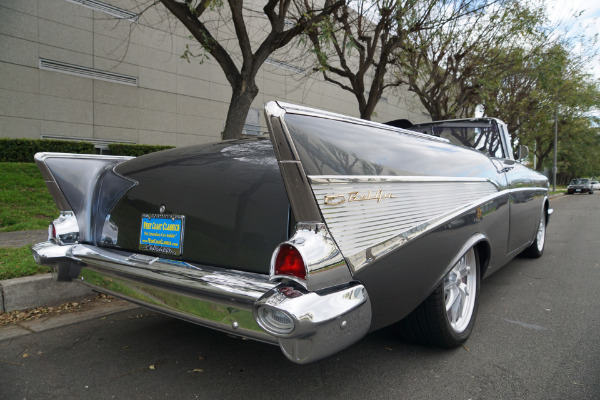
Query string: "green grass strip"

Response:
xmin=0 ymin=162 xmax=58 ymax=232
xmin=0 ymin=246 xmax=51 ymax=280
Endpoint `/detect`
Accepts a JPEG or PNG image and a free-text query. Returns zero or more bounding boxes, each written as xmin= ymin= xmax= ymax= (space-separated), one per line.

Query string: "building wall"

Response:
xmin=0 ymin=0 xmax=430 ymax=148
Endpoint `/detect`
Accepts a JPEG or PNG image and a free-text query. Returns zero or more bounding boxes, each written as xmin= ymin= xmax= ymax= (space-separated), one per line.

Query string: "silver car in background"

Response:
xmin=567 ymin=178 xmax=594 ymax=195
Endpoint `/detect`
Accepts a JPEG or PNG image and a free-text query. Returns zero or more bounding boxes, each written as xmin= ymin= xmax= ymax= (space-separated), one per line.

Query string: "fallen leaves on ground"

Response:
xmin=0 ymin=293 xmax=115 ymax=326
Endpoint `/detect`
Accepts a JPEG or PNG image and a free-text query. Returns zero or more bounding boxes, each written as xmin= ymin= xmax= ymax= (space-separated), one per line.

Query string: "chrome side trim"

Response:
xmin=271 ymin=222 xmax=353 ymax=291
xmin=342 ymin=194 xmax=497 ymax=272
xmin=309 ymin=176 xmax=499 ymax=271
xmin=311 ymin=175 xmax=496 ymax=184
xmin=509 ymin=186 xmax=550 ymax=193
xmin=34 ymin=152 xmax=134 ymax=163
xmin=347 ymin=187 xmax=546 ymax=271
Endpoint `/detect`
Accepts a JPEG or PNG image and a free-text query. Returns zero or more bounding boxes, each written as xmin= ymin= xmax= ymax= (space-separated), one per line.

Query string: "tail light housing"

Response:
xmin=48 ymin=211 xmax=79 ymax=245
xmin=273 ymin=244 xmax=306 ymax=280
xmin=48 ymin=223 xmax=57 ymax=241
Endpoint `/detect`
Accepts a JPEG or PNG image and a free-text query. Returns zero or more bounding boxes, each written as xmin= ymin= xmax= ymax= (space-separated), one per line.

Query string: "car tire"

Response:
xmin=395 ymin=246 xmax=480 ymax=347
xmin=521 ymin=205 xmax=546 ymax=258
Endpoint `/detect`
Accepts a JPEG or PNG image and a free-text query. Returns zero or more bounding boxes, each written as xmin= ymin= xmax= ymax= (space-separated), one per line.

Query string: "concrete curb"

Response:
xmin=0 ymin=299 xmax=139 ymax=341
xmin=1 ymin=274 xmax=95 ymax=312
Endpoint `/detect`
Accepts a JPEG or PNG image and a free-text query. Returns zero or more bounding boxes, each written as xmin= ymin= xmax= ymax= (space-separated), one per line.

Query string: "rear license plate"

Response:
xmin=576 ymin=189 xmax=581 ymax=192
xmin=139 ymin=214 xmax=184 ymax=256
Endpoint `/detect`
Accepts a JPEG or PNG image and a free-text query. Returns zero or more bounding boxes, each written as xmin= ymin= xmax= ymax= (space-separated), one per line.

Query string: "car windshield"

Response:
xmin=406 ymin=120 xmax=506 ymax=159
xmin=570 ymin=179 xmax=589 ymax=185
xmin=430 ymin=126 xmax=505 ymax=158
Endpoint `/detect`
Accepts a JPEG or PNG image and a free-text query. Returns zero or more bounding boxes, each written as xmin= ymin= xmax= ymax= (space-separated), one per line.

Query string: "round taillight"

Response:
xmin=274 ymin=244 xmax=306 ymax=280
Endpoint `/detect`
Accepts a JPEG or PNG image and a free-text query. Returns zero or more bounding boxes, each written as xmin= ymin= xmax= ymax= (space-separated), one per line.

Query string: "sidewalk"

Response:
xmin=0 ymin=229 xmax=95 ymax=312
xmin=0 ymin=229 xmax=48 ymax=248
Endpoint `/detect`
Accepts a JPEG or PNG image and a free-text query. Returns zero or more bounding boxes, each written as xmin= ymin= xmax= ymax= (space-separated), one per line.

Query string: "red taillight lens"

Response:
xmin=274 ymin=244 xmax=306 ymax=280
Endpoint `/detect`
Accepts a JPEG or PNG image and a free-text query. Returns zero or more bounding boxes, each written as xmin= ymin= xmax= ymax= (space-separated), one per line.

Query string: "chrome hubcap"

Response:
xmin=444 ymin=248 xmax=477 ymax=333
xmin=536 ymin=209 xmax=546 ymax=252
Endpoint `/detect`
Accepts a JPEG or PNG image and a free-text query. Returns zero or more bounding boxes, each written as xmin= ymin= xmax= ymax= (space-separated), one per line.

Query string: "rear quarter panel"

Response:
xmin=268 ymin=104 xmax=524 ymax=330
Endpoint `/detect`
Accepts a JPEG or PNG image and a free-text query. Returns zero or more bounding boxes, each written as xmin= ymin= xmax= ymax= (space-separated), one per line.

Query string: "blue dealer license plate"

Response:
xmin=139 ymin=214 xmax=184 ymax=256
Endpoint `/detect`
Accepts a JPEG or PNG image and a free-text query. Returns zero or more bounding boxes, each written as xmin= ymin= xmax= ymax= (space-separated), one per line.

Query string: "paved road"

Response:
xmin=1 ymin=194 xmax=599 ymax=399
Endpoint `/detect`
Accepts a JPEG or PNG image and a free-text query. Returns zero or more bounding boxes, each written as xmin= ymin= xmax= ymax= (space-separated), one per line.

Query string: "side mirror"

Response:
xmin=517 ymin=145 xmax=529 ymax=161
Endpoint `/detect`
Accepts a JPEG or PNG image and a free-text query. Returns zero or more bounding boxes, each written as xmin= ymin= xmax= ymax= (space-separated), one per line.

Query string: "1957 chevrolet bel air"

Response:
xmin=31 ymin=102 xmax=551 ymax=363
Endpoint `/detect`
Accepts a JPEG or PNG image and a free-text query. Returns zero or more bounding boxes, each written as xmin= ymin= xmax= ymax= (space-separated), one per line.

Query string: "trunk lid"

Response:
xmin=101 ymin=138 xmax=290 ymax=274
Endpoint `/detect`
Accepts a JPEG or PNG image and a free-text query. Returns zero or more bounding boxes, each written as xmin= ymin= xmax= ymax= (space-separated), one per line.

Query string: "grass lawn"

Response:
xmin=0 ymin=162 xmax=58 ymax=232
xmin=549 ymin=186 xmax=567 ymax=195
xmin=1 ymin=163 xmax=57 ymax=280
xmin=0 ymin=245 xmax=51 ymax=280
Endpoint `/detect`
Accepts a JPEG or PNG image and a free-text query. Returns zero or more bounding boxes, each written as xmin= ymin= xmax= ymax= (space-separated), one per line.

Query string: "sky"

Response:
xmin=545 ymin=0 xmax=600 ymax=77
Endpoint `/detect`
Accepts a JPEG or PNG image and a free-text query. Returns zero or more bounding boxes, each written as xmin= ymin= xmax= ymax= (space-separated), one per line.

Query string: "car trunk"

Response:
xmin=99 ymin=138 xmax=290 ymax=274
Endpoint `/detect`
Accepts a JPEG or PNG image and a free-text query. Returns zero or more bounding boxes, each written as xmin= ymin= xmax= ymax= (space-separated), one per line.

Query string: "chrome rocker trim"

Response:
xmin=31 ymin=242 xmax=371 ymax=364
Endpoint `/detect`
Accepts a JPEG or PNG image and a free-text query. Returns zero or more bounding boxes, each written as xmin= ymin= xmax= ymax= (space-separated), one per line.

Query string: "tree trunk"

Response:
xmin=221 ymin=82 xmax=259 ymax=140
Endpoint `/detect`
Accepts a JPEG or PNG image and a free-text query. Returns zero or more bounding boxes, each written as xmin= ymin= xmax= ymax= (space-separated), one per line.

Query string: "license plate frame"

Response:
xmin=139 ymin=214 xmax=185 ymax=256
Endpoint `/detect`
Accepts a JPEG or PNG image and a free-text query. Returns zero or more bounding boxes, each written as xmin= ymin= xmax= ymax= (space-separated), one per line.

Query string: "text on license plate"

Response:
xmin=139 ymin=214 xmax=184 ymax=256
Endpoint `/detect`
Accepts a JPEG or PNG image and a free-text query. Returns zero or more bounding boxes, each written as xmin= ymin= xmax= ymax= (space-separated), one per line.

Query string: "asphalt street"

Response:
xmin=1 ymin=193 xmax=599 ymax=400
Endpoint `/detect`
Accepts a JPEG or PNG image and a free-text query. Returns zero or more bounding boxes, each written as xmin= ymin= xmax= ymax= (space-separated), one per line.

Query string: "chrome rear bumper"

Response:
xmin=31 ymin=242 xmax=371 ymax=363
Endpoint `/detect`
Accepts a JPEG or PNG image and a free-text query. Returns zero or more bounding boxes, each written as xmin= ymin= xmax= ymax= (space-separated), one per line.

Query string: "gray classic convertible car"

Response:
xmin=31 ymin=102 xmax=551 ymax=363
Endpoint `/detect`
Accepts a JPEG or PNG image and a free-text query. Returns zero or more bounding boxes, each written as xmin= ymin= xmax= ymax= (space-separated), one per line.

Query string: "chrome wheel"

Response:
xmin=535 ymin=209 xmax=546 ymax=253
xmin=444 ymin=248 xmax=477 ymax=334
xmin=521 ymin=204 xmax=547 ymax=258
xmin=396 ymin=245 xmax=480 ymax=347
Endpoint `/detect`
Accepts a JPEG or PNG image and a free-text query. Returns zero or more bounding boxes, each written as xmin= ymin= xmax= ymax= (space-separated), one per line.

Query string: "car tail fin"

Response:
xmin=264 ymin=102 xmax=498 ymax=275
xmin=34 ymin=153 xmax=135 ymax=243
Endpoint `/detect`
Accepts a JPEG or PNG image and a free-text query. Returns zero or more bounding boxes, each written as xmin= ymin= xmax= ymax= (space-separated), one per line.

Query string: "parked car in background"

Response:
xmin=567 ymin=178 xmax=594 ymax=194
xmin=31 ymin=102 xmax=552 ymax=364
xmin=591 ymin=180 xmax=600 ymax=191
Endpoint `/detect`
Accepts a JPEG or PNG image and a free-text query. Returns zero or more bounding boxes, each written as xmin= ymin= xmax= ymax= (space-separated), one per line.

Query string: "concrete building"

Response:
xmin=0 ymin=0 xmax=429 ymax=150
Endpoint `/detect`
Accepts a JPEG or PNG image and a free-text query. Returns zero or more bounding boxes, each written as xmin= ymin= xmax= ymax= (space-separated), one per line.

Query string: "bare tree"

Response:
xmin=394 ymin=0 xmax=547 ymax=121
xmin=156 ymin=0 xmax=342 ymax=139
xmin=304 ymin=0 xmax=491 ymax=120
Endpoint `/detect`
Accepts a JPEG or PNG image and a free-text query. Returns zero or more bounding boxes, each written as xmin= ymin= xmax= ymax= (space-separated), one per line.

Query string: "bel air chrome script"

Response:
xmin=324 ymin=190 xmax=395 ymax=206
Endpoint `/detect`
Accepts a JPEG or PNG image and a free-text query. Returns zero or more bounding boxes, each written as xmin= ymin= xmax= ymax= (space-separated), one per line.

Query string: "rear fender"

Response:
xmin=34 ymin=153 xmax=136 ymax=243
xmin=264 ymin=102 xmax=500 ymax=279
